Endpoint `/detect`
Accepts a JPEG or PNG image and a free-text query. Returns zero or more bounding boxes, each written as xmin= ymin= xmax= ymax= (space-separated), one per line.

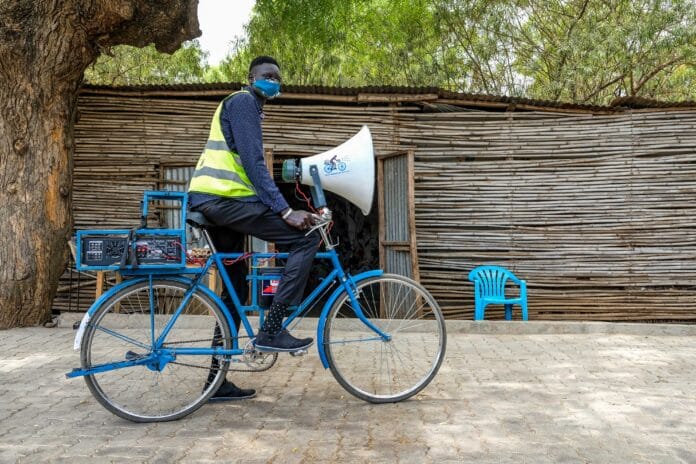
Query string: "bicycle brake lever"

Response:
xmin=305 ymin=219 xmax=330 ymax=236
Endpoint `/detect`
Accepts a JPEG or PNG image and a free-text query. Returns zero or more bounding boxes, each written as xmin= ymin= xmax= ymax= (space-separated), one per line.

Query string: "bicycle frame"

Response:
xmin=66 ymin=160 xmax=446 ymax=414
xmin=68 ymin=246 xmax=385 ymax=379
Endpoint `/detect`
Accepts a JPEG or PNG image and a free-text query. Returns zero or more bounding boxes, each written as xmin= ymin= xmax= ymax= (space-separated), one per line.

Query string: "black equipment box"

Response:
xmin=75 ymin=190 xmax=188 ymax=271
xmin=134 ymin=235 xmax=183 ymax=264
xmin=81 ymin=235 xmax=128 ymax=267
xmin=79 ymin=232 xmax=183 ymax=269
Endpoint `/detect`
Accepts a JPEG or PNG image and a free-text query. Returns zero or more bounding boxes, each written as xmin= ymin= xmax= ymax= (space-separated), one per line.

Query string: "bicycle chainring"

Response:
xmin=229 ymin=339 xmax=278 ymax=372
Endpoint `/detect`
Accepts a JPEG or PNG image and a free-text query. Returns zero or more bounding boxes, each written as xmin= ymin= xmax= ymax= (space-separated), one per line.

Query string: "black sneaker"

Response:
xmin=254 ymin=329 xmax=314 ymax=353
xmin=208 ymin=379 xmax=256 ymax=402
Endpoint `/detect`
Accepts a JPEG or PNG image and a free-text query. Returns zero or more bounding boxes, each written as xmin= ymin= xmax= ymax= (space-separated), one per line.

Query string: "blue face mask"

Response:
xmin=252 ymin=79 xmax=281 ymax=99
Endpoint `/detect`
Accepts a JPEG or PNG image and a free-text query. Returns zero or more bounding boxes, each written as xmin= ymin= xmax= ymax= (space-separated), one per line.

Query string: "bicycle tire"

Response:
xmin=81 ymin=278 xmax=232 ymax=422
xmin=323 ymin=274 xmax=446 ymax=403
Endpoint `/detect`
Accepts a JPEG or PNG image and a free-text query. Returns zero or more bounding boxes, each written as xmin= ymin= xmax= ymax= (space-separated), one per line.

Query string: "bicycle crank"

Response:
xmin=230 ymin=340 xmax=279 ymax=372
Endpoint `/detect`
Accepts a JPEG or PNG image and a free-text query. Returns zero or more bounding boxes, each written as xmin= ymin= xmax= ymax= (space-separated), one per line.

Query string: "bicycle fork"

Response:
xmin=315 ymin=269 xmax=385 ymax=369
xmin=343 ymin=277 xmax=391 ymax=342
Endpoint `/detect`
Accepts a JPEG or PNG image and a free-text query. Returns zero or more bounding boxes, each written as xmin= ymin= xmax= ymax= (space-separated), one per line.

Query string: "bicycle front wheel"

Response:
xmin=81 ymin=278 xmax=232 ymax=422
xmin=324 ymin=274 xmax=446 ymax=403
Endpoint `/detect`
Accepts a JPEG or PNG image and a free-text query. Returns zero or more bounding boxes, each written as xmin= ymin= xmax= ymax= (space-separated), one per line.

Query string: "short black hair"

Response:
xmin=249 ymin=55 xmax=280 ymax=72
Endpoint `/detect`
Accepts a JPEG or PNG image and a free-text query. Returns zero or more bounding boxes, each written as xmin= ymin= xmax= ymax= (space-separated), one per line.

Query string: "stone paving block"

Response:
xmin=302 ymin=439 xmax=338 ymax=461
xmin=52 ymin=455 xmax=107 ymax=464
xmin=576 ymin=448 xmax=623 ymax=464
xmin=393 ymin=443 xmax=429 ymax=462
xmin=183 ymin=439 xmax=226 ymax=461
xmin=66 ymin=436 xmax=115 ymax=456
xmin=93 ymin=445 xmax=155 ymax=459
xmin=647 ymin=455 xmax=690 ymax=464
xmin=23 ymin=432 xmax=80 ymax=449
xmin=544 ymin=448 xmax=587 ymax=464
xmin=669 ymin=446 xmax=696 ymax=463
xmin=336 ymin=447 xmax=395 ymax=464
xmin=146 ymin=447 xmax=190 ymax=464
xmin=0 ymin=447 xmax=29 ymax=464
xmin=3 ymin=326 xmax=696 ymax=462
xmin=15 ymin=445 xmax=75 ymax=464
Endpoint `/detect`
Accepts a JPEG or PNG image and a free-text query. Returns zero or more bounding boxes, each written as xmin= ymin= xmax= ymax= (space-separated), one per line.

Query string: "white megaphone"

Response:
xmin=282 ymin=125 xmax=375 ymax=215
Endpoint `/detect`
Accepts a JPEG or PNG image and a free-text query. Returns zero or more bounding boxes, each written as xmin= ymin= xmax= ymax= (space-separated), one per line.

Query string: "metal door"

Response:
xmin=377 ymin=149 xmax=420 ymax=281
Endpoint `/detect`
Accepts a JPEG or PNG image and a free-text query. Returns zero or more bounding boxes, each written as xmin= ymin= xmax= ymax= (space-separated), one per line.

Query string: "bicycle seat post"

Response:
xmin=201 ymin=229 xmax=217 ymax=254
xmin=186 ymin=211 xmax=218 ymax=254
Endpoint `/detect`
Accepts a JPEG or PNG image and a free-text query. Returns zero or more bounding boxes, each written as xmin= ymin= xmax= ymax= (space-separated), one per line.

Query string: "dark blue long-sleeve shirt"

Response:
xmin=189 ymin=87 xmax=289 ymax=213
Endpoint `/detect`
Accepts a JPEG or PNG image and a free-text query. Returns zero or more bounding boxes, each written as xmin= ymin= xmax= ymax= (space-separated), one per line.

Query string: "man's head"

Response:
xmin=248 ymin=56 xmax=282 ymax=99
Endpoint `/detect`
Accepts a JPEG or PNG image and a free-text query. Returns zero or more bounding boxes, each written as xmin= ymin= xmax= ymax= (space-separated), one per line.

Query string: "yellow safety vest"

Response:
xmin=188 ymin=90 xmax=257 ymax=198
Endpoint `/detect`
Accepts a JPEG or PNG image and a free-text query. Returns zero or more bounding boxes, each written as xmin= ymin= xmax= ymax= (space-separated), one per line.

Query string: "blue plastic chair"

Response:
xmin=468 ymin=265 xmax=528 ymax=321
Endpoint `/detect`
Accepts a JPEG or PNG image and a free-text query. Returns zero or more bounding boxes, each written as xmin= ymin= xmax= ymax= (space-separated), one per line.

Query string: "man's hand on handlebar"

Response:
xmin=281 ymin=208 xmax=317 ymax=230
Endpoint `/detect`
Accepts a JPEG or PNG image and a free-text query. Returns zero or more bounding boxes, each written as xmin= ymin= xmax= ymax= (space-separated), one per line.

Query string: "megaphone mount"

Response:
xmin=307 ymin=165 xmax=327 ymax=211
xmin=282 ymin=159 xmax=329 ymax=212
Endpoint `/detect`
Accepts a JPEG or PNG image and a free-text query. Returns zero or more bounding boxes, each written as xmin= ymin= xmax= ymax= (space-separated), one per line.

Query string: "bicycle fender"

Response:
xmin=316 ymin=269 xmax=384 ymax=368
xmin=72 ymin=276 xmax=237 ymax=351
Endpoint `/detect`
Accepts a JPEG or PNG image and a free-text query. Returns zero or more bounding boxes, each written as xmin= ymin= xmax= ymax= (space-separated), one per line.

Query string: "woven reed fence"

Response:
xmin=72 ymin=95 xmax=406 ymax=228
xmin=56 ymin=93 xmax=406 ymax=312
xmin=401 ymin=110 xmax=696 ymax=321
xmin=56 ymin=89 xmax=696 ymax=322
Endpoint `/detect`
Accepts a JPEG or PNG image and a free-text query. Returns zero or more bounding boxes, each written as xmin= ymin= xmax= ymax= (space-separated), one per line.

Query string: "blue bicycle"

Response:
xmin=67 ymin=191 xmax=446 ymax=422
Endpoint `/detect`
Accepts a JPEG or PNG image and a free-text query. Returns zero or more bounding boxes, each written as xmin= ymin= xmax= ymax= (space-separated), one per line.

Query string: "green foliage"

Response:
xmin=221 ymin=0 xmax=696 ymax=104
xmin=84 ymin=1 xmax=696 ymax=104
xmin=509 ymin=0 xmax=696 ymax=103
xmin=215 ymin=0 xmax=443 ymax=87
xmin=84 ymin=40 xmax=208 ymax=86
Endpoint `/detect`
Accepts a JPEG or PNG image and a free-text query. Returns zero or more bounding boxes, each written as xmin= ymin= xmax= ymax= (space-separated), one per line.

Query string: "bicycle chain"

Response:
xmin=169 ymin=357 xmax=277 ymax=373
xmin=162 ymin=337 xmax=278 ymax=372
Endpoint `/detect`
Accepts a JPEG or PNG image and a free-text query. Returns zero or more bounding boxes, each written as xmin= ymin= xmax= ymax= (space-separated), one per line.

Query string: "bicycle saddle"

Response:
xmin=186 ymin=210 xmax=214 ymax=229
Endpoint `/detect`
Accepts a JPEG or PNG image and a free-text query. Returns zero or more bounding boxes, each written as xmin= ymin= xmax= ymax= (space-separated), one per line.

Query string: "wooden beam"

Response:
xmin=95 ymin=271 xmax=105 ymax=298
xmin=406 ymin=149 xmax=420 ymax=283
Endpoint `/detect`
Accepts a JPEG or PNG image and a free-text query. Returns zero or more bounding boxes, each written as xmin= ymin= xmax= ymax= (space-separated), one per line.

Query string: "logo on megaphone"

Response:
xmin=322 ymin=155 xmax=347 ymax=175
xmin=282 ymin=125 xmax=375 ymax=215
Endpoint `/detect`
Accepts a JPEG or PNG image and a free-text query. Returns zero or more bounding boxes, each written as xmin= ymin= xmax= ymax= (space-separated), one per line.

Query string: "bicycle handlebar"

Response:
xmin=307 ymin=207 xmax=337 ymax=249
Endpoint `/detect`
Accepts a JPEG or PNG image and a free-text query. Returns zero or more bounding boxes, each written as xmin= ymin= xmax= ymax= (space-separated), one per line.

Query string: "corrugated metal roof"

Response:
xmin=611 ymin=96 xmax=696 ymax=109
xmin=80 ymin=82 xmax=696 ymax=112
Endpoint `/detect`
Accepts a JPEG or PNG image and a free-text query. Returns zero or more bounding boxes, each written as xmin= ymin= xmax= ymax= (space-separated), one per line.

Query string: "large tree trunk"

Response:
xmin=0 ymin=1 xmax=199 ymax=328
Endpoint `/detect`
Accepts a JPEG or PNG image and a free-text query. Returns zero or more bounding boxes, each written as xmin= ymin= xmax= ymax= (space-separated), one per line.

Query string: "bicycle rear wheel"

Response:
xmin=324 ymin=274 xmax=446 ymax=403
xmin=81 ymin=278 xmax=232 ymax=422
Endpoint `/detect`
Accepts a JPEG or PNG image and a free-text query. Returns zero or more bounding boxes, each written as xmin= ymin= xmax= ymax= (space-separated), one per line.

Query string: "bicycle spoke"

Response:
xmin=92 ymin=324 xmax=151 ymax=351
xmin=325 ymin=275 xmax=446 ymax=403
xmin=82 ymin=279 xmax=232 ymax=422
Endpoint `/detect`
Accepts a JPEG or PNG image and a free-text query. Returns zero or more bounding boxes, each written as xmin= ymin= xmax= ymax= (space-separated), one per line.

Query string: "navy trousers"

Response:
xmin=206 ymin=226 xmax=246 ymax=329
xmin=194 ymin=198 xmax=320 ymax=306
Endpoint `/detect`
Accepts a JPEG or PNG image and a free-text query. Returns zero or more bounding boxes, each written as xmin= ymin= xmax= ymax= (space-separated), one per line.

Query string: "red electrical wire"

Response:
xmin=293 ymin=181 xmax=336 ymax=247
xmin=295 ymin=182 xmax=318 ymax=213
xmin=222 ymin=252 xmax=253 ymax=266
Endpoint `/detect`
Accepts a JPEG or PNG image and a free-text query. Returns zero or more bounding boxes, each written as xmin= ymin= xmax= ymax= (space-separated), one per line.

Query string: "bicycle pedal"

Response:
xmin=289 ymin=349 xmax=307 ymax=357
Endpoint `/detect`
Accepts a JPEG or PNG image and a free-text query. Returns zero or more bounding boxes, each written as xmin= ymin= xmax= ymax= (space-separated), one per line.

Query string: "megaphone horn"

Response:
xmin=282 ymin=125 xmax=375 ymax=216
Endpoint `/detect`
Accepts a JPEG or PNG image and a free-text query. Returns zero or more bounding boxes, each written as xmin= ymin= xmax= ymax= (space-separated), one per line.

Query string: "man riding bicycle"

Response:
xmin=188 ymin=56 xmax=319 ymax=401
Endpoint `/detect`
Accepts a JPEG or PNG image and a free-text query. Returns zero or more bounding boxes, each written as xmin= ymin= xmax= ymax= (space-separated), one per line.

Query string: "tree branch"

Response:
xmin=582 ymin=74 xmax=626 ymax=102
xmin=88 ymin=0 xmax=200 ymax=54
xmin=633 ymin=55 xmax=686 ymax=95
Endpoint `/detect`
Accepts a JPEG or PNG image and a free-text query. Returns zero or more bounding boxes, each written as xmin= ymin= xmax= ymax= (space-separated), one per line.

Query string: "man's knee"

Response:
xmin=283 ymin=230 xmax=321 ymax=256
xmin=290 ymin=230 xmax=321 ymax=259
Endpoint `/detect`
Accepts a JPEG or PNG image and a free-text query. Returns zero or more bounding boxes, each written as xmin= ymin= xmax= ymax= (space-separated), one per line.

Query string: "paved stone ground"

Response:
xmin=1 ymin=321 xmax=695 ymax=463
